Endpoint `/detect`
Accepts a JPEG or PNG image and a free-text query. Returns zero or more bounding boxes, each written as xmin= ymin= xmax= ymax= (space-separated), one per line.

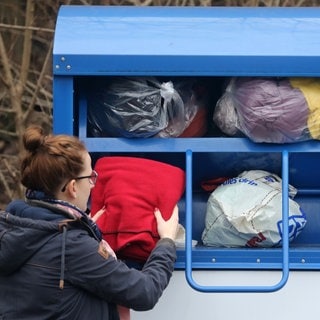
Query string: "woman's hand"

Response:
xmin=90 ymin=206 xmax=105 ymax=223
xmin=154 ymin=205 xmax=179 ymax=240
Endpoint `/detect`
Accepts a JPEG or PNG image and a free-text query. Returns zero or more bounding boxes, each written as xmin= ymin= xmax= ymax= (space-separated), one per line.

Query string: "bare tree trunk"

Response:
xmin=16 ymin=0 xmax=34 ymax=153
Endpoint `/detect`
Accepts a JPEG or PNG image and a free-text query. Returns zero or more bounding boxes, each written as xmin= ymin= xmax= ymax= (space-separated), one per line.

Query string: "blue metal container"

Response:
xmin=53 ymin=6 xmax=320 ymax=294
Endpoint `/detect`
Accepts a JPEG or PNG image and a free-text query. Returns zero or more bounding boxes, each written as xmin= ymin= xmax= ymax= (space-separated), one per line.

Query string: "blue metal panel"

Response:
xmin=53 ymin=6 xmax=320 ymax=76
xmin=175 ymin=247 xmax=320 ymax=270
xmin=53 ymin=76 xmax=74 ymax=134
xmin=82 ymin=137 xmax=320 ymax=153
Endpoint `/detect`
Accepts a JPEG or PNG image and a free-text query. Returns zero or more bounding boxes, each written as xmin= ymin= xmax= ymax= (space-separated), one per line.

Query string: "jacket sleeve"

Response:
xmin=65 ymin=229 xmax=176 ymax=311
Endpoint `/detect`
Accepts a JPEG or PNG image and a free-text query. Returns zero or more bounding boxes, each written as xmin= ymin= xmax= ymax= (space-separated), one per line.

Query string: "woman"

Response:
xmin=0 ymin=125 xmax=179 ymax=320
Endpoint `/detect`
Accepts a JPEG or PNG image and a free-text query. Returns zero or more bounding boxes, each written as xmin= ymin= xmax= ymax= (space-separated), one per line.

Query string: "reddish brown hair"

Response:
xmin=21 ymin=125 xmax=87 ymax=196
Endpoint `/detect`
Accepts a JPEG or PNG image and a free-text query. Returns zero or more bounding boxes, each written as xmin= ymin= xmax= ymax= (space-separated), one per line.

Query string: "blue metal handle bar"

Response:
xmin=184 ymin=149 xmax=290 ymax=293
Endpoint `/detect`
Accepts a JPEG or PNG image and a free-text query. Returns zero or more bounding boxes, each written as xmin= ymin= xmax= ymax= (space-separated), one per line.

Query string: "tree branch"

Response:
xmin=0 ymin=23 xmax=54 ymax=34
xmin=19 ymin=0 xmax=34 ymax=94
xmin=24 ymin=39 xmax=53 ymax=122
xmin=0 ymin=32 xmax=16 ymax=95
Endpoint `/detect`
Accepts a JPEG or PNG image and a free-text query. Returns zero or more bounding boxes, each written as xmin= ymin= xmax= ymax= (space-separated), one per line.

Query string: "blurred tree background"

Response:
xmin=0 ymin=0 xmax=318 ymax=208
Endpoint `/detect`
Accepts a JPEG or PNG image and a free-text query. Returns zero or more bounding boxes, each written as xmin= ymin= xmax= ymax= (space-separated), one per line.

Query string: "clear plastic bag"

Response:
xmin=214 ymin=77 xmax=320 ymax=143
xmin=88 ymin=77 xmax=206 ymax=138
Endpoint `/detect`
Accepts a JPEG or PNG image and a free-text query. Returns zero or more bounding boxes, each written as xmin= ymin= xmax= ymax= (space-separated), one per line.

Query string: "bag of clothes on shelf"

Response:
xmin=88 ymin=77 xmax=208 ymax=138
xmin=213 ymin=77 xmax=320 ymax=143
xmin=201 ymin=170 xmax=307 ymax=247
xmin=90 ymin=156 xmax=185 ymax=262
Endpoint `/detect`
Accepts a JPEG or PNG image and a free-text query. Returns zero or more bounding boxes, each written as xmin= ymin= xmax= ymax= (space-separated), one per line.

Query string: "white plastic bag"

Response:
xmin=201 ymin=170 xmax=307 ymax=247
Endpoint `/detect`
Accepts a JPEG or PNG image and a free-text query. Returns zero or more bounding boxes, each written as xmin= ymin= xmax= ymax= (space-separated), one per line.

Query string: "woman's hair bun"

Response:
xmin=23 ymin=125 xmax=47 ymax=153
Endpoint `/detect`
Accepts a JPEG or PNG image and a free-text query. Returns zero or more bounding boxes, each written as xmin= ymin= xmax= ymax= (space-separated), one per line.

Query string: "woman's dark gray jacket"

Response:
xmin=0 ymin=200 xmax=176 ymax=320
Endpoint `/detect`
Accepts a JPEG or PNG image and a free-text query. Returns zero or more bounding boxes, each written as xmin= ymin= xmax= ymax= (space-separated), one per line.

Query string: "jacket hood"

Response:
xmin=0 ymin=201 xmax=68 ymax=275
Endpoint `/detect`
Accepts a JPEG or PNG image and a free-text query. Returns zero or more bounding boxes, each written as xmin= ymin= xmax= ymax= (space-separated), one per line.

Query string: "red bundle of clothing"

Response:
xmin=90 ymin=156 xmax=185 ymax=262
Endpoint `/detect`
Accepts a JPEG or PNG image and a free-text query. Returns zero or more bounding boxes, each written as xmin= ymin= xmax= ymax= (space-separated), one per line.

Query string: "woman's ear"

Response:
xmin=66 ymin=179 xmax=77 ymax=199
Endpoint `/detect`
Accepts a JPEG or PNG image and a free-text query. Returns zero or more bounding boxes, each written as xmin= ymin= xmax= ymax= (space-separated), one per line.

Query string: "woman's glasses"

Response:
xmin=61 ymin=170 xmax=98 ymax=192
xmin=75 ymin=170 xmax=98 ymax=185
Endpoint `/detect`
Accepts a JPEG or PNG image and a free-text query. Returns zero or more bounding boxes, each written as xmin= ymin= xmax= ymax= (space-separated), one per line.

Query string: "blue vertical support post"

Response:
xmin=52 ymin=76 xmax=74 ymax=135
